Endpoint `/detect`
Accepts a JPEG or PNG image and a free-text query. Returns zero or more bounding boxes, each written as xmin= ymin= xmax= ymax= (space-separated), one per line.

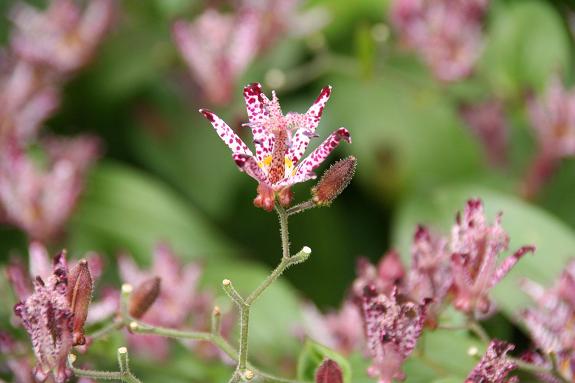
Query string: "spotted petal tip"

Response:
xmin=243 ymin=82 xmax=263 ymax=96
xmin=198 ymin=108 xmax=215 ymax=122
xmin=336 ymin=127 xmax=352 ymax=143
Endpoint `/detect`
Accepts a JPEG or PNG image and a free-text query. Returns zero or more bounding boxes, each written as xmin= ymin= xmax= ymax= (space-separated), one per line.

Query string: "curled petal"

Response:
xmin=199 ymin=109 xmax=253 ymax=157
xmin=233 ymin=153 xmax=269 ymax=185
xmin=288 ymin=86 xmax=332 ymax=164
xmin=295 ymin=127 xmax=351 ymax=177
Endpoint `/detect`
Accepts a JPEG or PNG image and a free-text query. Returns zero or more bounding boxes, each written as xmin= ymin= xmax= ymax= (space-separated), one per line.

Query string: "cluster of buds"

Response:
xmin=523 ymin=76 xmax=575 ymax=198
xmin=390 ymin=0 xmax=489 ymax=82
xmin=172 ymin=1 xmax=327 ymax=105
xmin=200 ymin=83 xmax=352 ymax=211
xmin=460 ymin=99 xmax=509 ymax=168
xmin=12 ymin=249 xmax=94 ymax=383
xmin=119 ymin=243 xmax=216 ymax=359
xmin=0 ymin=0 xmax=113 ymax=240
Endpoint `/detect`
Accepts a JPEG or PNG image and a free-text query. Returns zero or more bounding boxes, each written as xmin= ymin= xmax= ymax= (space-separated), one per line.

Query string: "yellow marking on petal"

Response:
xmin=284 ymin=156 xmax=294 ymax=172
xmin=263 ymin=155 xmax=272 ymax=167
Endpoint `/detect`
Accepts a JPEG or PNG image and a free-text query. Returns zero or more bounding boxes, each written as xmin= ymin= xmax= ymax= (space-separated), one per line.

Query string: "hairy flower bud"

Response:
xmin=316 ymin=359 xmax=343 ymax=383
xmin=67 ymin=259 xmax=93 ymax=346
xmin=129 ymin=277 xmax=161 ymax=319
xmin=311 ymin=156 xmax=356 ymax=206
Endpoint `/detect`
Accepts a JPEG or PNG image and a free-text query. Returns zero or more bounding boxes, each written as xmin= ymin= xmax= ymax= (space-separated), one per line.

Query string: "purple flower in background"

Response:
xmin=0 ymin=136 xmax=99 ymax=241
xmin=390 ymin=0 xmax=489 ymax=82
xmin=466 ymin=340 xmax=518 ymax=383
xmin=361 ymin=286 xmax=428 ymax=383
xmin=406 ymin=225 xmax=451 ymax=327
xmin=119 ymin=243 xmax=213 ymax=359
xmin=460 ymin=100 xmax=509 ymax=167
xmin=450 ymin=199 xmax=534 ymax=317
xmin=200 ymin=83 xmax=351 ymax=211
xmin=172 ymin=8 xmax=260 ymax=105
xmin=9 ymin=0 xmax=114 ymax=74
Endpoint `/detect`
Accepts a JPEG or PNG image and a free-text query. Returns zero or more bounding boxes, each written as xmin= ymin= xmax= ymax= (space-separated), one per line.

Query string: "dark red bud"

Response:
xmin=129 ymin=277 xmax=161 ymax=319
xmin=67 ymin=259 xmax=93 ymax=346
xmin=315 ymin=359 xmax=343 ymax=383
xmin=311 ymin=156 xmax=356 ymax=206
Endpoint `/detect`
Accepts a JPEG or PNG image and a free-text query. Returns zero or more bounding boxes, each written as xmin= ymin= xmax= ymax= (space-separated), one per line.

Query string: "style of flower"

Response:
xmin=9 ymin=0 xmax=114 ymax=74
xmin=200 ymin=83 xmax=351 ymax=211
xmin=13 ymin=249 xmax=93 ymax=383
xmin=0 ymin=136 xmax=99 ymax=241
xmin=119 ymin=243 xmax=213 ymax=359
xmin=406 ymin=225 xmax=451 ymax=327
xmin=466 ymin=340 xmax=518 ymax=383
xmin=361 ymin=285 xmax=428 ymax=383
xmin=390 ymin=0 xmax=489 ymax=82
xmin=450 ymin=199 xmax=534 ymax=317
xmin=460 ymin=99 xmax=509 ymax=167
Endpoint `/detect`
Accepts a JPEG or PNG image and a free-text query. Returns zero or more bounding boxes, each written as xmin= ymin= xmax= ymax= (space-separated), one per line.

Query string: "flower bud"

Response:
xmin=315 ymin=359 xmax=343 ymax=383
xmin=129 ymin=277 xmax=161 ymax=319
xmin=311 ymin=156 xmax=356 ymax=206
xmin=67 ymin=259 xmax=93 ymax=346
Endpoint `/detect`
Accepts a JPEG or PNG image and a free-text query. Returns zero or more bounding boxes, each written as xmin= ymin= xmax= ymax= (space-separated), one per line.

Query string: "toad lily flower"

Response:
xmin=450 ymin=199 xmax=535 ymax=317
xmin=466 ymin=340 xmax=518 ymax=383
xmin=200 ymin=83 xmax=351 ymax=211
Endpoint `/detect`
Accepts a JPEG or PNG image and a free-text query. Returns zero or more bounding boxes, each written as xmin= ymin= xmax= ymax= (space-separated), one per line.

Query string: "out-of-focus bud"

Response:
xmin=315 ymin=359 xmax=343 ymax=383
xmin=128 ymin=277 xmax=161 ymax=319
xmin=311 ymin=156 xmax=356 ymax=206
xmin=67 ymin=259 xmax=93 ymax=346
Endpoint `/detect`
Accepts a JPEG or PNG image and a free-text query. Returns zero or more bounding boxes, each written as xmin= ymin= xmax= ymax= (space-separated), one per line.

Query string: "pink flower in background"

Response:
xmin=352 ymin=251 xmax=405 ymax=300
xmin=406 ymin=225 xmax=451 ymax=326
xmin=390 ymin=0 xmax=489 ymax=82
xmin=10 ymin=0 xmax=114 ymax=74
xmin=0 ymin=61 xmax=59 ymax=145
xmin=528 ymin=76 xmax=575 ymax=158
xmin=0 ymin=136 xmax=99 ymax=241
xmin=0 ymin=332 xmax=35 ymax=383
xmin=450 ymin=199 xmax=534 ymax=317
xmin=200 ymin=83 xmax=351 ymax=211
xmin=460 ymin=100 xmax=509 ymax=167
xmin=119 ymin=243 xmax=213 ymax=359
xmin=172 ymin=8 xmax=260 ymax=105
xmin=520 ymin=260 xmax=575 ymax=380
xmin=299 ymin=300 xmax=364 ymax=355
xmin=466 ymin=340 xmax=517 ymax=383
xmin=361 ymin=286 xmax=428 ymax=383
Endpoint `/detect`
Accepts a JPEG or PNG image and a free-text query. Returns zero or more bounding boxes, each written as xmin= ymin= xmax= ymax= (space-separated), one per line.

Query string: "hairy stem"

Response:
xmin=276 ymin=205 xmax=291 ymax=260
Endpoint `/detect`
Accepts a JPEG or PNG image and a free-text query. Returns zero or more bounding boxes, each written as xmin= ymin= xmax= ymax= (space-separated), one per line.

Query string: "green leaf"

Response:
xmin=297 ymin=340 xmax=352 ymax=383
xmin=393 ymin=184 xmax=575 ymax=317
xmin=481 ymin=0 xmax=570 ymax=97
xmin=69 ymin=161 xmax=233 ymax=261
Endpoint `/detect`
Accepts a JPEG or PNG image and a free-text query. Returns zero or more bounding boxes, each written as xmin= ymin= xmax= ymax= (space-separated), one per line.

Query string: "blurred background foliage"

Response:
xmin=2 ymin=0 xmax=575 ymax=381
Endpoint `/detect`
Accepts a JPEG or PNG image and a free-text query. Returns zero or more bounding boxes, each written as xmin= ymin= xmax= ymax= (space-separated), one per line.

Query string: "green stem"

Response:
xmin=466 ymin=318 xmax=490 ymax=343
xmin=276 ymin=205 xmax=291 ymax=260
xmin=69 ymin=348 xmax=142 ymax=383
xmin=89 ymin=320 xmax=124 ymax=340
xmin=286 ymin=201 xmax=316 ymax=216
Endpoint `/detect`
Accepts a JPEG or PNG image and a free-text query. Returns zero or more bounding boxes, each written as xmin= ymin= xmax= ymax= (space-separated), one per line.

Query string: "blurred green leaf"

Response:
xmin=326 ymin=73 xmax=484 ymax=200
xmin=393 ymin=184 xmax=575 ymax=318
xmin=297 ymin=339 xmax=352 ymax=383
xmin=69 ymin=161 xmax=233 ymax=260
xmin=482 ymin=0 xmax=570 ymax=97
